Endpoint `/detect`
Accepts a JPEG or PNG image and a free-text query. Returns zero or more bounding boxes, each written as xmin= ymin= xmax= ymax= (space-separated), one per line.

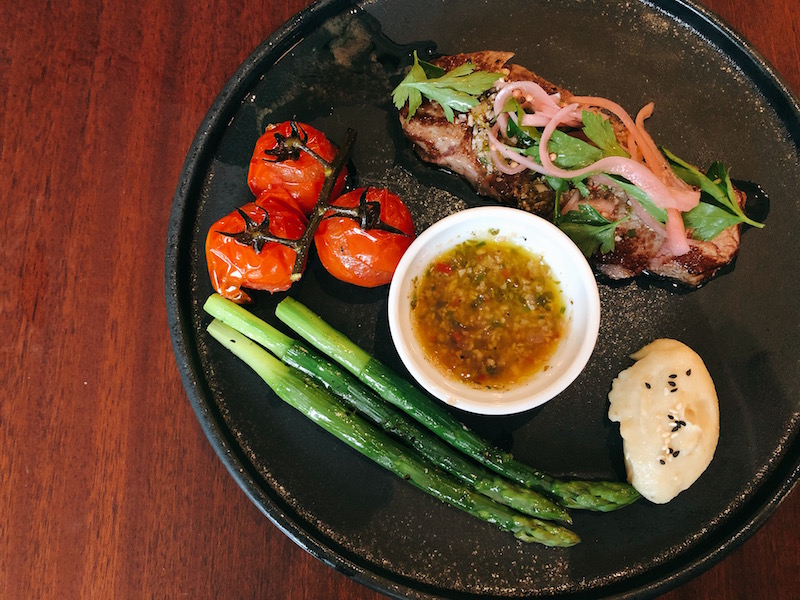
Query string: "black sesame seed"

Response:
xmin=669 ymin=373 xmax=677 ymax=379
xmin=672 ymin=425 xmax=680 ymax=432
xmin=668 ymin=380 xmax=677 ymax=387
xmin=670 ymin=388 xmax=678 ymax=393
xmin=668 ymin=447 xmax=674 ymax=454
xmin=659 ymin=459 xmax=666 ymax=465
xmin=668 ymin=415 xmax=675 ymax=420
xmin=677 ymin=420 xmax=686 ymax=426
xmin=672 ymin=450 xmax=680 ymax=457
xmin=686 ymin=369 xmax=692 ymax=376
xmin=645 ymin=382 xmax=651 ymax=389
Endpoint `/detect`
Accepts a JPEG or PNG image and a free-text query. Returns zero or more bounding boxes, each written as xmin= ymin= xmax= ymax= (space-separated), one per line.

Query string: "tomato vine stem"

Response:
xmin=288 ymin=127 xmax=358 ymax=280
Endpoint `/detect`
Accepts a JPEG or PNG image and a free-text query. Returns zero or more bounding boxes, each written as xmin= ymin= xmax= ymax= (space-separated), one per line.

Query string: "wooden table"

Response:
xmin=3 ymin=0 xmax=798 ymax=598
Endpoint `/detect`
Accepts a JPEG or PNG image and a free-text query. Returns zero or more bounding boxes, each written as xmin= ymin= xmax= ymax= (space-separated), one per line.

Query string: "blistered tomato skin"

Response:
xmin=253 ymin=185 xmax=305 ymax=216
xmin=247 ymin=121 xmax=347 ymax=215
xmin=205 ymin=195 xmax=307 ymax=303
xmin=314 ymin=188 xmax=415 ymax=288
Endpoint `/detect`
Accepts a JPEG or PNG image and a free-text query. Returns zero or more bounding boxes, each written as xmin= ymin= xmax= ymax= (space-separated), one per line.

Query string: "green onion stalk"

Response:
xmin=204 ymin=293 xmax=571 ymax=524
xmin=206 ymin=318 xmax=580 ymax=547
xmin=274 ymin=297 xmax=640 ymax=512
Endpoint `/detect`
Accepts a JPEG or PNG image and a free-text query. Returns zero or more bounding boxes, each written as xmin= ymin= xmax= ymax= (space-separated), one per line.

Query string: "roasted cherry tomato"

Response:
xmin=247 ymin=121 xmax=347 ymax=215
xmin=253 ymin=184 xmax=305 ymax=215
xmin=205 ymin=194 xmax=307 ymax=303
xmin=314 ymin=187 xmax=415 ymax=288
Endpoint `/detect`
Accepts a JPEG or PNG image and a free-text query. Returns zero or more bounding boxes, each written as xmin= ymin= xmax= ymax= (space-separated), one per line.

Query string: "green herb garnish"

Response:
xmin=607 ymin=175 xmax=667 ymax=223
xmin=503 ymin=99 xmax=603 ymax=168
xmin=529 ymin=130 xmax=603 ymax=169
xmin=555 ymin=202 xmax=628 ymax=257
xmin=581 ymin=110 xmax=629 ymax=158
xmin=504 ymin=98 xmax=540 ymax=146
xmin=663 ymin=148 xmax=764 ymax=239
xmin=392 ymin=51 xmax=500 ymax=123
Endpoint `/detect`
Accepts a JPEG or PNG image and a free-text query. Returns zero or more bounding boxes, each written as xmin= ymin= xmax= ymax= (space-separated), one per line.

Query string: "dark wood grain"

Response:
xmin=1 ymin=0 xmax=797 ymax=598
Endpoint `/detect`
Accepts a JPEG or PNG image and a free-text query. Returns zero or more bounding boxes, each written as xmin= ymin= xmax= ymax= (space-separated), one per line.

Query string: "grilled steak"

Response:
xmin=398 ymin=51 xmax=745 ymax=287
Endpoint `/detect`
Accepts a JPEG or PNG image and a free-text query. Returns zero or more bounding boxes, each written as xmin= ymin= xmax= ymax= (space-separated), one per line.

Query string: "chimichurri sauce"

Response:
xmin=411 ymin=239 xmax=566 ymax=389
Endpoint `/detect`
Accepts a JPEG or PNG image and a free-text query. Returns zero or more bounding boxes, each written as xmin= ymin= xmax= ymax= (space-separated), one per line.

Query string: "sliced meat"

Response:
xmin=399 ymin=51 xmax=560 ymax=215
xmin=398 ymin=51 xmax=745 ymax=288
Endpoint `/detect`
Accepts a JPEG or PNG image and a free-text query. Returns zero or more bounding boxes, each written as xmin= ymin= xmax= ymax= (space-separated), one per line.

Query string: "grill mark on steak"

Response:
xmin=398 ymin=51 xmax=746 ymax=288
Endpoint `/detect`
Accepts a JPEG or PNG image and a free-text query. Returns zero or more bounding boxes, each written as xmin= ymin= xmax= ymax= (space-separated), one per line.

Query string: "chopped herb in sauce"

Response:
xmin=410 ymin=238 xmax=566 ymax=389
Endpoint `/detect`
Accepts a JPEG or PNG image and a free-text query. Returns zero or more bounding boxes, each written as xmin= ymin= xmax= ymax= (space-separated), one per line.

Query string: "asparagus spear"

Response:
xmin=275 ymin=296 xmax=640 ymax=512
xmin=206 ymin=319 xmax=580 ymax=547
xmin=203 ymin=293 xmax=570 ymax=523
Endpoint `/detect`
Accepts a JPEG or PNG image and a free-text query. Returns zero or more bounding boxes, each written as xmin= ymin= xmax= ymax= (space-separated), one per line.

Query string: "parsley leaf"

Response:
xmin=581 ymin=110 xmax=629 ymax=158
xmin=537 ymin=130 xmax=603 ymax=168
xmin=682 ymin=201 xmax=745 ymax=240
xmin=502 ymin=98 xmax=627 ymax=256
xmin=392 ymin=52 xmax=500 ymax=122
xmin=556 ymin=204 xmax=628 ymax=257
xmin=663 ymin=148 xmax=764 ymax=239
xmin=503 ymin=99 xmax=602 ymax=168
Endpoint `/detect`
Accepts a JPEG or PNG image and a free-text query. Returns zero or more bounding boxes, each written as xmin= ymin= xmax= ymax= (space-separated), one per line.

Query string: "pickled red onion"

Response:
xmin=629 ymin=197 xmax=667 ymax=238
xmin=665 ymin=209 xmax=691 ymax=255
xmin=535 ymin=104 xmax=696 ymax=214
xmin=488 ymin=91 xmax=698 ymax=256
xmin=488 ymin=120 xmax=528 ymax=175
xmin=572 ymin=95 xmax=666 ymax=172
xmin=494 ymin=80 xmax=582 ymax=128
xmin=488 ymin=124 xmax=550 ymax=175
xmin=573 ymin=95 xmax=698 ymax=210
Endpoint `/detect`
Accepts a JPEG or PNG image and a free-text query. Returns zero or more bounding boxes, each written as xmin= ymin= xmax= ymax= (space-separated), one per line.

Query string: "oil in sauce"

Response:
xmin=410 ymin=238 xmax=566 ymax=390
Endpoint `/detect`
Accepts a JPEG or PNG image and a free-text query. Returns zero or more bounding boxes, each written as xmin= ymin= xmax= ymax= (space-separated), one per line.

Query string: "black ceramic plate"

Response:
xmin=165 ymin=1 xmax=800 ymax=597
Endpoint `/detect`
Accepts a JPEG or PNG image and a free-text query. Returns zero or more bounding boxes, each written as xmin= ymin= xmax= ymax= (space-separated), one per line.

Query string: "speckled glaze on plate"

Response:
xmin=165 ymin=1 xmax=800 ymax=597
